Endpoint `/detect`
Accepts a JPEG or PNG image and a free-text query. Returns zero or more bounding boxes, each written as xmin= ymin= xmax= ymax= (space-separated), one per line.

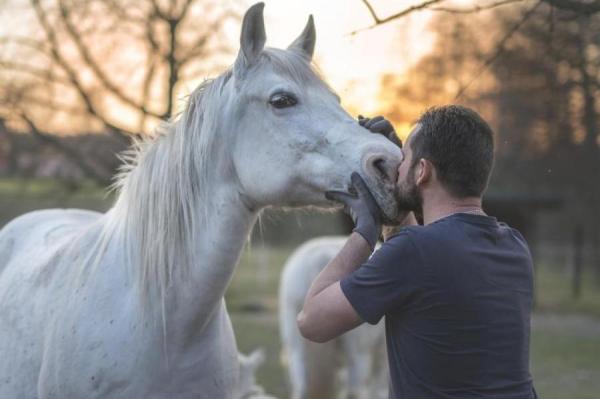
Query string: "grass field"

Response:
xmin=2 ymin=178 xmax=600 ymax=398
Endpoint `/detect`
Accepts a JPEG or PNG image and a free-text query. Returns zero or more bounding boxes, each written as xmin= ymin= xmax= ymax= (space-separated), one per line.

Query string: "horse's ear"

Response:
xmin=287 ymin=15 xmax=315 ymax=60
xmin=234 ymin=2 xmax=266 ymax=76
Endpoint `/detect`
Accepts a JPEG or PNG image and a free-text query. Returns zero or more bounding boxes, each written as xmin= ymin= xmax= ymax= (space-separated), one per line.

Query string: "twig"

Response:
xmin=20 ymin=112 xmax=111 ymax=186
xmin=542 ymin=0 xmax=600 ymax=14
xmin=352 ymin=0 xmax=445 ymax=35
xmin=360 ymin=0 xmax=381 ymax=23
xmin=431 ymin=0 xmax=526 ymax=14
xmin=30 ymin=0 xmax=132 ymax=144
xmin=57 ymin=0 xmax=161 ymax=119
xmin=454 ymin=0 xmax=543 ymax=99
xmin=0 ymin=60 xmax=71 ymax=86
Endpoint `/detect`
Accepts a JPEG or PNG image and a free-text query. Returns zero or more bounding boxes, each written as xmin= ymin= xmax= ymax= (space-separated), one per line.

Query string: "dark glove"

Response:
xmin=325 ymin=172 xmax=382 ymax=250
xmin=358 ymin=115 xmax=402 ymax=148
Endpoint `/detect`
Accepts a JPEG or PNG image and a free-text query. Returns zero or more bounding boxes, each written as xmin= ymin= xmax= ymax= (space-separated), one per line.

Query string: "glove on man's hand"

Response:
xmin=325 ymin=172 xmax=382 ymax=250
xmin=358 ymin=115 xmax=402 ymax=148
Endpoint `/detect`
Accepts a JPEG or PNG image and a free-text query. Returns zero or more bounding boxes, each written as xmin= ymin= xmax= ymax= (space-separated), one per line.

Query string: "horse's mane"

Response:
xmin=105 ymin=70 xmax=232 ymax=303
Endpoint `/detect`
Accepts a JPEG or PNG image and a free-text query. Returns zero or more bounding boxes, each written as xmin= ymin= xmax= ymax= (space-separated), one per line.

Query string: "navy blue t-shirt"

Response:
xmin=341 ymin=213 xmax=537 ymax=399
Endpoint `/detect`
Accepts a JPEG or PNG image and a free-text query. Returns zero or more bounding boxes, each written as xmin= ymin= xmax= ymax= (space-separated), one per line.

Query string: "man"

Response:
xmin=297 ymin=105 xmax=537 ymax=398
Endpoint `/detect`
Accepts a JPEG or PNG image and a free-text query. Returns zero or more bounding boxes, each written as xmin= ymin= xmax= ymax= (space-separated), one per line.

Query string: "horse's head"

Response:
xmin=220 ymin=3 xmax=402 ymax=221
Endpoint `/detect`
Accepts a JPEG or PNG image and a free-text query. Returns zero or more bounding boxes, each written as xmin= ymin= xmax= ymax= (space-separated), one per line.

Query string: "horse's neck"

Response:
xmin=110 ymin=130 xmax=259 ymax=348
xmin=165 ymin=185 xmax=258 ymax=351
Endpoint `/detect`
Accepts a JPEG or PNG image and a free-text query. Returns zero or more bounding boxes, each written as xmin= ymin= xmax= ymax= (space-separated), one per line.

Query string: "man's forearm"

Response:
xmin=297 ymin=213 xmax=417 ymax=342
xmin=303 ymin=232 xmax=372 ymax=305
xmin=297 ymin=232 xmax=371 ymax=342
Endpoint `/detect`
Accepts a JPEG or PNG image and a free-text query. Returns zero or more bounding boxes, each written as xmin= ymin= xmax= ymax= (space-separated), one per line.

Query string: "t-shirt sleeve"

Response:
xmin=340 ymin=230 xmax=423 ymax=324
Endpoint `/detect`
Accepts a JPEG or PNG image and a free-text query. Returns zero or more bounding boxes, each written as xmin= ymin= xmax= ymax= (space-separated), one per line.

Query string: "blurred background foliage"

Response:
xmin=1 ymin=1 xmax=600 ymax=398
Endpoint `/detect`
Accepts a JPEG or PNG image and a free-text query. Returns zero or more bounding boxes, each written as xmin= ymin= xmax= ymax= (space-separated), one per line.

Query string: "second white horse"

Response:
xmin=279 ymin=237 xmax=389 ymax=399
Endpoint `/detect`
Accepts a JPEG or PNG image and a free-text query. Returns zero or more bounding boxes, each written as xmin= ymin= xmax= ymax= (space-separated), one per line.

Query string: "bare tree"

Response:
xmin=0 ymin=0 xmax=240 ymax=184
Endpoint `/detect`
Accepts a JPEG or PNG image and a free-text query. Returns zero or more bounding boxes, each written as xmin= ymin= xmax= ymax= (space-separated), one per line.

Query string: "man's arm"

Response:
xmin=297 ymin=232 xmax=371 ymax=343
xmin=297 ymin=211 xmax=417 ymax=343
xmin=298 ymin=115 xmax=411 ymax=343
xmin=297 ymin=172 xmax=382 ymax=342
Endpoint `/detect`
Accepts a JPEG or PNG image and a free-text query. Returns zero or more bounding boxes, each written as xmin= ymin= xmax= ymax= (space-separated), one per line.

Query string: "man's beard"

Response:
xmin=395 ymin=166 xmax=423 ymax=217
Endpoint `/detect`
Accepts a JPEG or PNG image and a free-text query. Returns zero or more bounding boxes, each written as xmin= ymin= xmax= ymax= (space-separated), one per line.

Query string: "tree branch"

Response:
xmin=15 ymin=93 xmax=88 ymax=115
xmin=150 ymin=0 xmax=169 ymax=21
xmin=359 ymin=0 xmax=382 ymax=23
xmin=103 ymin=0 xmax=149 ymax=24
xmin=139 ymin=54 xmax=157 ymax=131
xmin=542 ymin=0 xmax=600 ymax=14
xmin=0 ymin=36 xmax=48 ymax=54
xmin=176 ymin=10 xmax=238 ymax=66
xmin=20 ymin=112 xmax=111 ymax=186
xmin=30 ymin=0 xmax=132 ymax=144
xmin=431 ymin=0 xmax=527 ymax=14
xmin=352 ymin=0 xmax=445 ymax=35
xmin=165 ymin=17 xmax=179 ymax=119
xmin=0 ymin=60 xmax=71 ymax=86
xmin=354 ymin=0 xmax=600 ymax=36
xmin=177 ymin=0 xmax=196 ymax=21
xmin=57 ymin=0 xmax=162 ymax=119
xmin=454 ymin=0 xmax=543 ymax=99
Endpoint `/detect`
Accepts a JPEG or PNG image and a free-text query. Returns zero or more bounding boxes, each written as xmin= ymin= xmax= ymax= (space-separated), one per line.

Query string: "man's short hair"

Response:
xmin=411 ymin=105 xmax=494 ymax=198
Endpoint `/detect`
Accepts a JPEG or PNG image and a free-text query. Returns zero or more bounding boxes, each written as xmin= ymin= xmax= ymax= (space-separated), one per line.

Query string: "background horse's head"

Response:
xmin=210 ymin=2 xmax=402 ymax=220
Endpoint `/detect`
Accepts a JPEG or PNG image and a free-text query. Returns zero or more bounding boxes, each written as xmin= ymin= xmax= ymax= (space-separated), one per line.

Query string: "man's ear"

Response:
xmin=415 ymin=158 xmax=433 ymax=186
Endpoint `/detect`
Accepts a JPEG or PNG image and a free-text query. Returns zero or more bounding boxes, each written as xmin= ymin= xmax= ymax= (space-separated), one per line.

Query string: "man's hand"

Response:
xmin=326 ymin=172 xmax=382 ymax=250
xmin=358 ymin=115 xmax=402 ymax=147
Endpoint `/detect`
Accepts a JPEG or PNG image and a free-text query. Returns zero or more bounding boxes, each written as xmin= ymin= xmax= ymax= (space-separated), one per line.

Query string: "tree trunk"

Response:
xmin=576 ymin=16 xmax=600 ymax=282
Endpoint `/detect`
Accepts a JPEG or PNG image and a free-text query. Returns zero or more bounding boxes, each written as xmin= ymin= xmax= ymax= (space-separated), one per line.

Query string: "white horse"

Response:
xmin=0 ymin=3 xmax=401 ymax=398
xmin=279 ymin=237 xmax=388 ymax=399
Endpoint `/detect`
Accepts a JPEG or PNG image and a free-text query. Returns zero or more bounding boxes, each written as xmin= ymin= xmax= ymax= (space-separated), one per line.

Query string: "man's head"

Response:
xmin=395 ymin=105 xmax=495 ymax=214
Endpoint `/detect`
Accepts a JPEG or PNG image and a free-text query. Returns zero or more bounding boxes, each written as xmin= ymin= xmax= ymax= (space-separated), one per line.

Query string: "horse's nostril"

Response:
xmin=373 ymin=158 xmax=387 ymax=178
xmin=366 ymin=154 xmax=397 ymax=183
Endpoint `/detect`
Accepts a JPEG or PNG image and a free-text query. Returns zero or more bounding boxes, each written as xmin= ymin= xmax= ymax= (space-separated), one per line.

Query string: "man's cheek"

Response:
xmin=396 ymin=166 xmax=407 ymax=186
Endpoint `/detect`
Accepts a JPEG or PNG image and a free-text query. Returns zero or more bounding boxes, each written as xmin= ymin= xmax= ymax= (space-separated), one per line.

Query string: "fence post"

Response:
xmin=572 ymin=225 xmax=584 ymax=299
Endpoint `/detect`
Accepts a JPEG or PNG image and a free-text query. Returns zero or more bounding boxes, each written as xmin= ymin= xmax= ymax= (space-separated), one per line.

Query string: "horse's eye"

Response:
xmin=269 ymin=93 xmax=297 ymax=109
